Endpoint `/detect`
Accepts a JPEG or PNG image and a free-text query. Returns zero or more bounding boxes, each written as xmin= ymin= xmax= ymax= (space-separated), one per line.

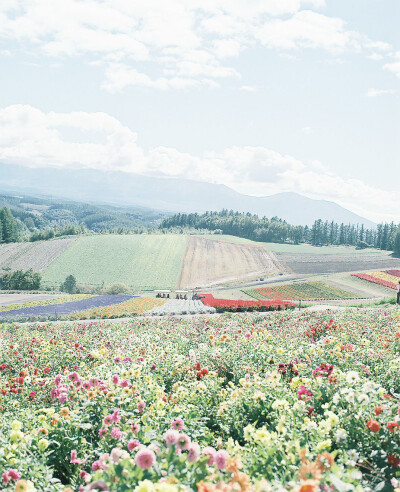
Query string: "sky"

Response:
xmin=0 ymin=0 xmax=399 ymax=222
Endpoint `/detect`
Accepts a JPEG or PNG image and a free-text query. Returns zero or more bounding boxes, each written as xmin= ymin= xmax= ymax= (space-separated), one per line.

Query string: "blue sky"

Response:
xmin=0 ymin=0 xmax=399 ymax=222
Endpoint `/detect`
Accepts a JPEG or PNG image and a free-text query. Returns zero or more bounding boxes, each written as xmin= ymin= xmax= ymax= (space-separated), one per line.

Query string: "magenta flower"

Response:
xmin=111 ymin=409 xmax=121 ymax=423
xmin=112 ymin=374 xmax=119 ymax=385
xmin=92 ymin=461 xmax=101 ymax=471
xmin=132 ymin=423 xmax=140 ymax=434
xmin=135 ymin=448 xmax=156 ymax=469
xmin=89 ymin=377 xmax=99 ymax=387
xmin=103 ymin=415 xmax=112 ymax=426
xmin=137 ymin=401 xmax=146 ymax=413
xmin=111 ymin=426 xmax=122 ymax=439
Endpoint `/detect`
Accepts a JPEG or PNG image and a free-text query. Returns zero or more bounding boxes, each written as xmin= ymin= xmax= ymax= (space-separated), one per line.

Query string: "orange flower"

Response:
xmin=298 ymin=480 xmax=320 ymax=492
xmin=387 ymin=422 xmax=399 ymax=433
xmin=366 ymin=419 xmax=380 ymax=432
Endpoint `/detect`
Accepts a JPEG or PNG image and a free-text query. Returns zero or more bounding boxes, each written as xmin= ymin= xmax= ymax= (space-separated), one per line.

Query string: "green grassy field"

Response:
xmin=41 ymin=234 xmax=187 ymax=290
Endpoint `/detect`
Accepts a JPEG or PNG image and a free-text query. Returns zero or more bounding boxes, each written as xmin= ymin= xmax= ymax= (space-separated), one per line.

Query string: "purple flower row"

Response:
xmin=0 ymin=295 xmax=136 ymax=319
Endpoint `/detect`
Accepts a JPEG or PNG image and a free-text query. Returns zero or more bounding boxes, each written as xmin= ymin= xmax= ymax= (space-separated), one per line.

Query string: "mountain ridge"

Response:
xmin=0 ymin=162 xmax=376 ymax=227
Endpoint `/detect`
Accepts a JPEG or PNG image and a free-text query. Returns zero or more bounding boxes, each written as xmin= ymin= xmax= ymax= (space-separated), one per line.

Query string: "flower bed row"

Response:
xmin=0 ymin=294 xmax=95 ymax=313
xmin=200 ymin=294 xmax=294 ymax=312
xmin=0 ymin=295 xmax=137 ymax=320
xmin=66 ymin=297 xmax=167 ymax=320
xmin=244 ymin=281 xmax=359 ymax=301
xmin=352 ymin=271 xmax=400 ymax=290
xmin=0 ymin=310 xmax=400 ymax=490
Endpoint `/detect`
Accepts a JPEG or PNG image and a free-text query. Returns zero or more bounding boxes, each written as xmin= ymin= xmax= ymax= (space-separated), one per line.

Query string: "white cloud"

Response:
xmin=256 ymin=10 xmax=361 ymax=53
xmin=302 ymin=126 xmax=313 ymax=134
xmin=366 ymin=88 xmax=396 ymax=97
xmin=1 ymin=104 xmax=399 ymax=222
xmin=0 ymin=0 xmax=396 ymax=91
xmin=384 ymin=52 xmax=400 ymax=79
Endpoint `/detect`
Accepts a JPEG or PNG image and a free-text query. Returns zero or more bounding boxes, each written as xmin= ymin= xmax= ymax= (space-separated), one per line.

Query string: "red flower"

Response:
xmin=43 ymin=368 xmax=51 ymax=374
xmin=374 ymin=406 xmax=384 ymax=416
xmin=388 ymin=455 xmax=400 ymax=467
xmin=387 ymin=422 xmax=399 ymax=433
xmin=366 ymin=419 xmax=380 ymax=432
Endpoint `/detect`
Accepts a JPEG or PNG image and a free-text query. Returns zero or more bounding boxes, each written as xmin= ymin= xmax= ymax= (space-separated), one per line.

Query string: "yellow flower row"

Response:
xmin=65 ymin=297 xmax=167 ymax=319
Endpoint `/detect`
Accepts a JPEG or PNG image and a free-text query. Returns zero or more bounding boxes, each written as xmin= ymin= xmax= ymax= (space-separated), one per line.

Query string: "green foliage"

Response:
xmin=0 ymin=268 xmax=41 ymax=290
xmin=0 ymin=206 xmax=18 ymax=243
xmin=394 ymin=231 xmax=400 ymax=256
xmin=60 ymin=275 xmax=77 ymax=294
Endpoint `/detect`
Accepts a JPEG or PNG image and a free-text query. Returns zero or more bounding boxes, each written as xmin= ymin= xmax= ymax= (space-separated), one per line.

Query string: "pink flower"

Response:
xmin=164 ymin=429 xmax=180 ymax=447
xmin=70 ymin=450 xmax=82 ymax=464
xmin=111 ymin=447 xmax=123 ymax=463
xmin=120 ymin=379 xmax=129 ymax=388
xmin=92 ymin=461 xmax=101 ymax=471
xmin=137 ymin=401 xmax=146 ymax=413
xmin=58 ymin=393 xmax=68 ymax=404
xmin=215 ymin=450 xmax=229 ymax=470
xmin=89 ymin=377 xmax=99 ymax=387
xmin=2 ymin=472 xmax=9 ymax=484
xmin=104 ymin=415 xmax=112 ymax=426
xmin=171 ymin=418 xmax=184 ymax=431
xmin=177 ymin=433 xmax=191 ymax=450
xmin=99 ymin=453 xmax=110 ymax=470
xmin=68 ymin=372 xmax=79 ymax=382
xmin=202 ymin=447 xmax=216 ymax=465
xmin=132 ymin=423 xmax=140 ymax=434
xmin=98 ymin=428 xmax=108 ymax=437
xmin=111 ymin=426 xmax=122 ymax=439
xmin=111 ymin=409 xmax=121 ymax=423
xmin=128 ymin=439 xmax=140 ymax=452
xmin=8 ymin=470 xmax=21 ymax=481
xmin=135 ymin=448 xmax=156 ymax=469
xmin=82 ymin=381 xmax=90 ymax=390
xmin=245 ymin=332 xmax=252 ymax=339
xmin=112 ymin=374 xmax=119 ymax=385
xmin=187 ymin=442 xmax=201 ymax=462
xmin=79 ymin=470 xmax=89 ymax=480
xmin=54 ymin=375 xmax=62 ymax=386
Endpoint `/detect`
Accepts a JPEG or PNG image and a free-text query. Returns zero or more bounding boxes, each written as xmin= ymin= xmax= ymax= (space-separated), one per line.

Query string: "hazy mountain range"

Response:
xmin=0 ymin=163 xmax=376 ymax=227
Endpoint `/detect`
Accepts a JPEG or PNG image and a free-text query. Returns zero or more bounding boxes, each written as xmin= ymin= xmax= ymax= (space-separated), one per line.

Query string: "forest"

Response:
xmin=160 ymin=210 xmax=400 ymax=253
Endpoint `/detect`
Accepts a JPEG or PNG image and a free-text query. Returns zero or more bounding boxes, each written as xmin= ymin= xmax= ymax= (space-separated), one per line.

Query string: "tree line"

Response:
xmin=160 ymin=210 xmax=400 ymax=254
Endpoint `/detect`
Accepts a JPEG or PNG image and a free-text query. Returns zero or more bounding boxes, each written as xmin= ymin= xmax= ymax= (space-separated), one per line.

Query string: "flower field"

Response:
xmin=66 ymin=298 xmax=167 ymax=320
xmin=1 ymin=310 xmax=400 ymax=491
xmin=200 ymin=294 xmax=294 ymax=312
xmin=352 ymin=270 xmax=400 ymax=290
xmin=144 ymin=299 xmax=215 ymax=316
xmin=243 ymin=281 xmax=360 ymax=301
xmin=0 ymin=295 xmax=136 ymax=320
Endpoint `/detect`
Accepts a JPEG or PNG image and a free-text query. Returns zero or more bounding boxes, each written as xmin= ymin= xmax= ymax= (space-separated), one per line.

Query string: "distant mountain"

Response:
xmin=0 ymin=163 xmax=376 ymax=227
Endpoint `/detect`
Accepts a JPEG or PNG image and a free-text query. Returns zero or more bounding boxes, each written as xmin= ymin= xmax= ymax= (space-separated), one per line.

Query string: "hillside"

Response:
xmin=0 ymin=190 xmax=168 ymax=235
xmin=1 ymin=233 xmax=399 ymax=292
xmin=1 ymin=163 xmax=375 ymax=226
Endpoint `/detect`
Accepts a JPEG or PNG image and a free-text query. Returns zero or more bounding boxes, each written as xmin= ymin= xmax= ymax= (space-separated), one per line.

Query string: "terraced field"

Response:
xmin=178 ymin=235 xmax=284 ymax=288
xmin=0 ymin=237 xmax=76 ymax=271
xmin=244 ymin=281 xmax=360 ymax=301
xmin=42 ymin=235 xmax=187 ymax=290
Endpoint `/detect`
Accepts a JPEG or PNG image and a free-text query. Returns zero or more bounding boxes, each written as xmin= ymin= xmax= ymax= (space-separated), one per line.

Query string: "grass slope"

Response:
xmin=42 ymin=234 xmax=187 ymax=290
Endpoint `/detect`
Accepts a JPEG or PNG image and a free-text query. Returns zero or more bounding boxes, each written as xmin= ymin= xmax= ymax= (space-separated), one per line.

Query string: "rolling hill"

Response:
xmin=0 ymin=162 xmax=375 ymax=226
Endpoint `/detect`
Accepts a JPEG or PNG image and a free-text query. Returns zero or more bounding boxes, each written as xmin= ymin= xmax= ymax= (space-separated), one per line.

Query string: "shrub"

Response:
xmin=103 ymin=282 xmax=130 ymax=295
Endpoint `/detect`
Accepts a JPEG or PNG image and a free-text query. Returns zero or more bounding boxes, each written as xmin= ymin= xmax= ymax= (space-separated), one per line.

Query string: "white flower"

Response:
xmin=357 ymin=393 xmax=369 ymax=405
xmin=346 ymin=371 xmax=360 ymax=385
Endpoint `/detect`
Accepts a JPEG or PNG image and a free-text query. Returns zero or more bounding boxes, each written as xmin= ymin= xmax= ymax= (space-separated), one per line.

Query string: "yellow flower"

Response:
xmin=38 ymin=438 xmax=49 ymax=451
xmin=10 ymin=430 xmax=24 ymax=442
xmin=15 ymin=480 xmax=36 ymax=492
xmin=11 ymin=420 xmax=22 ymax=431
xmin=134 ymin=480 xmax=156 ymax=492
